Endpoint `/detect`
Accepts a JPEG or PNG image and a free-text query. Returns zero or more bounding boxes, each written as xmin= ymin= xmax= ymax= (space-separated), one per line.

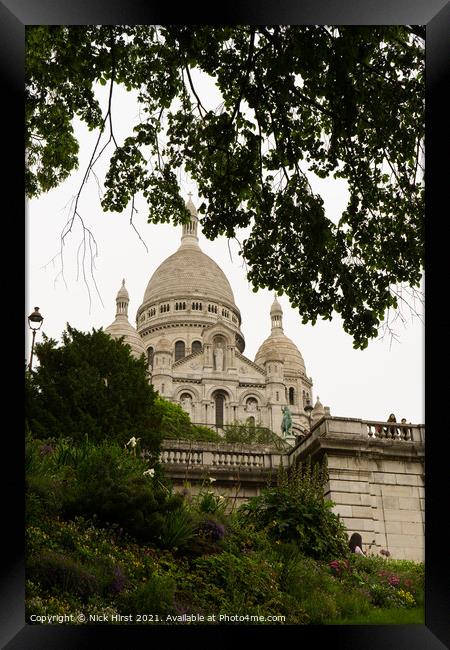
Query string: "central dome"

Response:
xmin=142 ymin=246 xmax=236 ymax=307
xmin=141 ymin=197 xmax=238 ymax=312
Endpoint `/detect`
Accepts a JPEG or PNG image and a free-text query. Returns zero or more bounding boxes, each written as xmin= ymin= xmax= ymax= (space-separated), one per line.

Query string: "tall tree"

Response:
xmin=26 ymin=26 xmax=424 ymax=348
xmin=26 ymin=325 xmax=162 ymax=450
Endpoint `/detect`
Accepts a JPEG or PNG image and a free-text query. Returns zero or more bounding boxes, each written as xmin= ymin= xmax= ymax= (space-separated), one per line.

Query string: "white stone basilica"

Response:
xmin=105 ymin=197 xmax=329 ymax=438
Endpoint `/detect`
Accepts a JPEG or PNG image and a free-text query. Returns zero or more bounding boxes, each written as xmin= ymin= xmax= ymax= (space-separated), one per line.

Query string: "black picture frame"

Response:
xmin=3 ymin=1 xmax=449 ymax=647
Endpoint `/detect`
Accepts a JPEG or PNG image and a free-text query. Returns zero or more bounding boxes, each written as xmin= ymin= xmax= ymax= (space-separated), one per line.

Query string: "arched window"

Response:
xmin=192 ymin=340 xmax=202 ymax=354
xmin=289 ymin=387 xmax=295 ymax=405
xmin=175 ymin=340 xmax=185 ymax=361
xmin=213 ymin=391 xmax=226 ymax=428
xmin=147 ymin=347 xmax=154 ymax=368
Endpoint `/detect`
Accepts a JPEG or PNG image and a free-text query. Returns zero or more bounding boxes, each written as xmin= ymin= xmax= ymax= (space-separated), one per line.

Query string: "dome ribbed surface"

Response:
xmin=255 ymin=331 xmax=306 ymax=374
xmin=142 ymin=246 xmax=236 ymax=307
xmin=105 ymin=317 xmax=146 ymax=358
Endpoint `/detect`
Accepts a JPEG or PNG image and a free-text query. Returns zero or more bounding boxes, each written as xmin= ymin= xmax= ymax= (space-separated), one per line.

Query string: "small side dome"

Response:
xmin=116 ymin=278 xmax=129 ymax=300
xmin=270 ymin=296 xmax=283 ymax=315
xmin=105 ymin=280 xmax=146 ymax=359
xmin=264 ymin=349 xmax=283 ymax=363
xmin=104 ymin=320 xmax=146 ymax=359
xmin=255 ymin=296 xmax=306 ymax=374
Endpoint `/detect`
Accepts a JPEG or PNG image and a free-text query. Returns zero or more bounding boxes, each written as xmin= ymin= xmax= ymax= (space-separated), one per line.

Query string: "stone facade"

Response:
xmin=290 ymin=418 xmax=425 ymax=561
xmin=157 ymin=417 xmax=425 ymax=561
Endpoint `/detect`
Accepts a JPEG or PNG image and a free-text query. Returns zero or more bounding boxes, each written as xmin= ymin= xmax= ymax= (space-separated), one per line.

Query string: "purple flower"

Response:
xmin=198 ymin=520 xmax=225 ymax=541
xmin=39 ymin=443 xmax=54 ymax=457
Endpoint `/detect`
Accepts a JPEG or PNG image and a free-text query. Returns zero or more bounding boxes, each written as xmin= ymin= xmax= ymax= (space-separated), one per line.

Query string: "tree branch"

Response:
xmin=230 ymin=27 xmax=256 ymax=125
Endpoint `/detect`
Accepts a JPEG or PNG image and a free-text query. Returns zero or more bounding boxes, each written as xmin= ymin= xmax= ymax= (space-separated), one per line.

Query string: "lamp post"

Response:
xmin=28 ymin=307 xmax=44 ymax=371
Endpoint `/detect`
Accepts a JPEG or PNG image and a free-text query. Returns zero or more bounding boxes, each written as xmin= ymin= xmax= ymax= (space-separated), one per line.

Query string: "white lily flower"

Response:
xmin=143 ymin=468 xmax=155 ymax=477
xmin=209 ymin=477 xmax=216 ymax=483
xmin=125 ymin=436 xmax=140 ymax=448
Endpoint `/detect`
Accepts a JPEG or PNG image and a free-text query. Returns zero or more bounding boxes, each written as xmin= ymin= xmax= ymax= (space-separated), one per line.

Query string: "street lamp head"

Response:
xmin=28 ymin=307 xmax=44 ymax=330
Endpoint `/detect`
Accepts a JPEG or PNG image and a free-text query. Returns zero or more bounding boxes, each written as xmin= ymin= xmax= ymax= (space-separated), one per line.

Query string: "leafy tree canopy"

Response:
xmin=25 ymin=325 xmax=162 ymax=451
xmin=26 ymin=25 xmax=424 ymax=348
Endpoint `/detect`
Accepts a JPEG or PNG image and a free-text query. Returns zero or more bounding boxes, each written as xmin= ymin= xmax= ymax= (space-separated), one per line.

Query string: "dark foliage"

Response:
xmin=26 ymin=26 xmax=424 ymax=348
xmin=25 ymin=325 xmax=162 ymax=452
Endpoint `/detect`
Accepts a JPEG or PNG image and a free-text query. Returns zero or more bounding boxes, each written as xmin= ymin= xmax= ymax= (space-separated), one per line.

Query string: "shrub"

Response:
xmin=120 ymin=573 xmax=176 ymax=617
xmin=158 ymin=509 xmax=197 ymax=550
xmin=179 ymin=515 xmax=227 ymax=559
xmin=238 ymin=460 xmax=349 ymax=560
xmin=189 ymin=425 xmax=222 ymax=442
xmin=328 ymin=555 xmax=424 ymax=611
xmin=177 ymin=551 xmax=281 ymax=615
xmin=27 ymin=551 xmax=100 ymax=602
xmin=276 ymin=550 xmax=367 ymax=623
xmin=54 ymin=440 xmax=184 ymax=544
xmin=26 ymin=326 xmax=162 ymax=453
xmin=223 ymin=423 xmax=290 ymax=450
xmin=188 ymin=485 xmax=229 ymax=519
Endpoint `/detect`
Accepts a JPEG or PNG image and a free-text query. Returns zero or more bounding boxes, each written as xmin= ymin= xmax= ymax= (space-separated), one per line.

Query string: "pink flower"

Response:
xmin=388 ymin=575 xmax=400 ymax=587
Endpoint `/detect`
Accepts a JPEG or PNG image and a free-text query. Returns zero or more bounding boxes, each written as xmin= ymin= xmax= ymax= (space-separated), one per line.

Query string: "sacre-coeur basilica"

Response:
xmin=99 ymin=196 xmax=426 ymax=562
xmin=104 ymin=196 xmax=329 ymax=439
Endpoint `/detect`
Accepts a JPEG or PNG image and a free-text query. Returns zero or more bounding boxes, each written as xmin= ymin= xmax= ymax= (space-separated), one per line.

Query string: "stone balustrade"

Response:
xmin=159 ymin=439 xmax=281 ymax=471
xmin=212 ymin=451 xmax=265 ymax=468
xmin=365 ymin=421 xmax=424 ymax=442
xmin=160 ymin=448 xmax=204 ymax=465
xmin=304 ymin=416 xmax=425 ymax=444
xmin=159 ymin=418 xmax=425 ymax=474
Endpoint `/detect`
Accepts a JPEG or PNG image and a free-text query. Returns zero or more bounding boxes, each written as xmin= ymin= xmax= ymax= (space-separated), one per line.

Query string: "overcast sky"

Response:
xmin=26 ymin=66 xmax=424 ymax=425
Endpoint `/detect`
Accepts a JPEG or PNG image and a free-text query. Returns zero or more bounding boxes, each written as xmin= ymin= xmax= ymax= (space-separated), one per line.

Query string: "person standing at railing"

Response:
xmin=386 ymin=413 xmax=399 ymax=438
xmin=401 ymin=418 xmax=411 ymax=440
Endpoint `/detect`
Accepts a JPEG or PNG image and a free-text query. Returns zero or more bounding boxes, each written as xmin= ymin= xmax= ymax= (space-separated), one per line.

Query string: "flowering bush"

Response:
xmin=197 ymin=519 xmax=226 ymax=542
xmin=329 ymin=559 xmax=351 ymax=576
xmin=327 ymin=555 xmax=424 ymax=611
xmin=395 ymin=588 xmax=416 ymax=608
